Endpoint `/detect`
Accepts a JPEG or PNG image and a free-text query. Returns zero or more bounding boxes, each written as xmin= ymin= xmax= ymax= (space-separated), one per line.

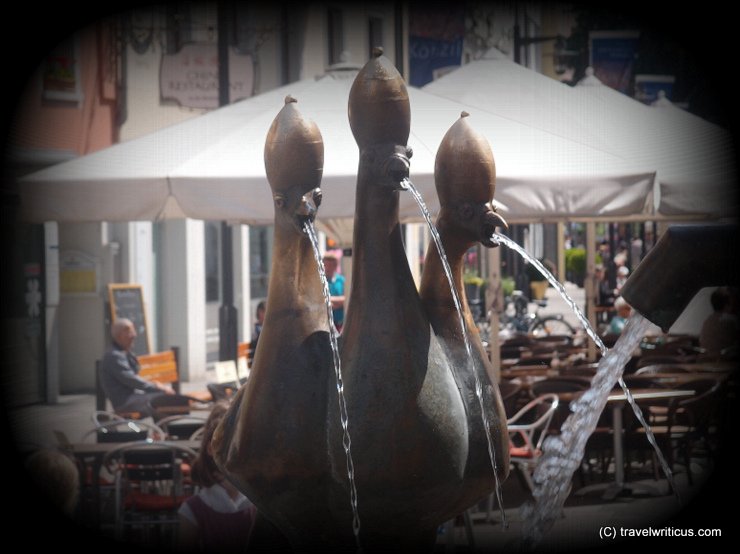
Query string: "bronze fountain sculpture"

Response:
xmin=214 ymin=48 xmax=509 ymax=551
xmin=419 ymin=112 xmax=510 ymax=519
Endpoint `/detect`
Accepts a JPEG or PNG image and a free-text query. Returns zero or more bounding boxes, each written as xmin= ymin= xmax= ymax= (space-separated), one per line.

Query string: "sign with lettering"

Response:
xmin=408 ymin=6 xmax=464 ymax=87
xmin=160 ymin=43 xmax=254 ymax=109
xmin=60 ymin=250 xmax=97 ymax=294
xmin=108 ymin=284 xmax=151 ymax=356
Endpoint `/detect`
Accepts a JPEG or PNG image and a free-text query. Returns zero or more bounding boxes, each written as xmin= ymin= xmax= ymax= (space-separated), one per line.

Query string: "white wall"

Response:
xmin=158 ymin=219 xmax=206 ymax=381
xmin=301 ymin=3 xmax=397 ymax=79
xmin=57 ymin=222 xmax=105 ymax=392
xmin=44 ymin=222 xmax=60 ymax=402
xmin=51 ymin=4 xmax=405 ymax=391
xmin=129 ymin=222 xmax=156 ymax=349
xmin=234 ymin=225 xmax=252 ymax=345
xmin=120 ymin=9 xmax=209 ymax=142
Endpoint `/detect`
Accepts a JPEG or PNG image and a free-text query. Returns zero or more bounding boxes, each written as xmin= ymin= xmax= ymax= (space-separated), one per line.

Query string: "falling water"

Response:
xmin=490 ymin=232 xmax=680 ymax=543
xmin=521 ymin=315 xmax=654 ymax=545
xmin=490 ymin=233 xmax=603 ymax=351
xmin=403 ymin=178 xmax=507 ymax=527
xmin=305 ymin=221 xmax=362 ymax=551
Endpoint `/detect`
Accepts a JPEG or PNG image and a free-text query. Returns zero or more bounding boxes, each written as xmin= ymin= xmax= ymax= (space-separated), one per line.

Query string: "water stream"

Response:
xmin=403 ymin=178 xmax=507 ymax=527
xmin=490 ymin=232 xmax=680 ymax=544
xmin=305 ymin=221 xmax=362 ymax=550
xmin=521 ymin=315 xmax=654 ymax=544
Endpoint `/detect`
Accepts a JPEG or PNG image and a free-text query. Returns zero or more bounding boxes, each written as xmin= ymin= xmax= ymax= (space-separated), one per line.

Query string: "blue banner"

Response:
xmin=409 ymin=36 xmax=463 ymax=87
xmin=408 ymin=7 xmax=464 ymax=87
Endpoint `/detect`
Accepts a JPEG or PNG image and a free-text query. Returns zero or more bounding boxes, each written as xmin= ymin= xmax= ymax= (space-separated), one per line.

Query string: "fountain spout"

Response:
xmin=620 ymin=224 xmax=739 ymax=332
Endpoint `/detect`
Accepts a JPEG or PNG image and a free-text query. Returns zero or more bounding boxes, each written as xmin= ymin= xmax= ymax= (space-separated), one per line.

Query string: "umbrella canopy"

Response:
xmin=408 ymin=88 xmax=655 ymax=223
xmin=19 ymin=66 xmax=655 ymax=226
xmin=424 ymin=49 xmax=736 ymax=220
xmin=573 ymin=71 xmax=737 ymax=218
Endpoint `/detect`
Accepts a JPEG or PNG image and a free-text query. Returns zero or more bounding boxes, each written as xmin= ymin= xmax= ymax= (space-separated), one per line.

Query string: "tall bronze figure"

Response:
xmin=328 ymin=48 xmax=469 ymax=550
xmin=419 ymin=112 xmax=510 ymax=517
xmin=213 ymin=96 xmax=337 ymax=549
xmin=216 ymin=50 xmax=510 ymax=552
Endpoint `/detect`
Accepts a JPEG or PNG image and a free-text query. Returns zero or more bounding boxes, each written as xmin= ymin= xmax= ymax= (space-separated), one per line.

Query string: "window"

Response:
xmin=327 ymin=8 xmax=344 ymax=65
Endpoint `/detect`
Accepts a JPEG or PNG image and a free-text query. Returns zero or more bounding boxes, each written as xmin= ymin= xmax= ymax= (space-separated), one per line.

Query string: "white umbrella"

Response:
xmin=422 ymin=48 xmax=614 ymax=153
xmin=407 ymin=87 xmax=655 ymax=223
xmin=424 ymin=49 xmax=736 ymax=220
xmin=573 ymin=69 xmax=737 ymax=219
xmin=19 ymin=66 xmax=655 ymax=226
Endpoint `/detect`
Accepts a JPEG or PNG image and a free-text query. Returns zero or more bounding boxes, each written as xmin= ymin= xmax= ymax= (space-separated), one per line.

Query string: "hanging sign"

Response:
xmin=160 ymin=43 xmax=254 ymax=109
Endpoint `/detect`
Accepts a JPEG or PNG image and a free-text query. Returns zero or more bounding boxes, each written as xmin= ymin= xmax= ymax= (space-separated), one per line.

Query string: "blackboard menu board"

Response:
xmin=107 ymin=284 xmax=151 ymax=356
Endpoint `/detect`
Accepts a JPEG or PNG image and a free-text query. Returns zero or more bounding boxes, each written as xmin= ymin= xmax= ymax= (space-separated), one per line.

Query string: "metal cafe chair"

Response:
xmin=505 ymin=393 xmax=559 ymax=492
xmin=155 ymin=414 xmax=207 ymax=441
xmin=101 ymin=441 xmax=198 ymax=547
xmin=486 ymin=393 xmax=559 ymax=521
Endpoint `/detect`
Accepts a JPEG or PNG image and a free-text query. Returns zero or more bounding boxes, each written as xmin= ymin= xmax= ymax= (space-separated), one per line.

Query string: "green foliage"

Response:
xmin=463 ymin=271 xmax=485 ymax=288
xmin=565 ymin=248 xmax=585 ymax=276
xmin=501 ymin=276 xmax=515 ymax=297
xmin=565 ymin=248 xmax=592 ymax=285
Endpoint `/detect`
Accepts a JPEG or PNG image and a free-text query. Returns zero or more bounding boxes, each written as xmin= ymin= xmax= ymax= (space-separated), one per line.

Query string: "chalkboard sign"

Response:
xmin=108 ymin=284 xmax=151 ymax=356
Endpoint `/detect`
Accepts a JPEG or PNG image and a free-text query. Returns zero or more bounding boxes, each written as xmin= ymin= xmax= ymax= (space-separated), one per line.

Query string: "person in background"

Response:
xmin=323 ymin=254 xmax=345 ymax=332
xmin=595 ymin=265 xmax=615 ymax=308
xmin=608 ymin=296 xmax=632 ymax=335
xmin=100 ymin=318 xmax=176 ymax=419
xmin=615 ymin=265 xmax=629 ymax=294
xmin=178 ymin=401 xmax=257 ymax=552
xmin=248 ymin=301 xmax=266 ymax=364
xmin=699 ymin=287 xmax=739 ymax=360
xmin=613 ymin=240 xmax=628 ymax=268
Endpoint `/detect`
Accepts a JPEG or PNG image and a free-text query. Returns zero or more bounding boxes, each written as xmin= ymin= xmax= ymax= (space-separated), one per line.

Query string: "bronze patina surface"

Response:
xmin=214 ymin=97 xmax=338 ymax=549
xmin=329 ymin=49 xmax=468 ymax=551
xmin=216 ymin=53 xmax=513 ymax=552
xmin=420 ymin=113 xmax=509 ymax=518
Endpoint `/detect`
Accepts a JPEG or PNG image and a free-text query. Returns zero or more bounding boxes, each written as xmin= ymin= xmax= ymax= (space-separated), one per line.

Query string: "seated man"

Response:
xmin=100 ymin=318 xmax=176 ymax=419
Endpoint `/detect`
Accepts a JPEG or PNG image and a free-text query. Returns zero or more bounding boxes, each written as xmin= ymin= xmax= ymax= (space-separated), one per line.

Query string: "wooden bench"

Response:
xmin=237 ymin=340 xmax=251 ymax=375
xmin=138 ymin=348 xmax=182 ymax=393
xmin=237 ymin=341 xmax=250 ymax=362
xmin=96 ymin=347 xmax=212 ymax=415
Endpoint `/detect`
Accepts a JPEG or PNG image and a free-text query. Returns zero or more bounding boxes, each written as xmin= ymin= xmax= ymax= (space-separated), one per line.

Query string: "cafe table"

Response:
xmin=575 ymin=388 xmax=694 ymax=500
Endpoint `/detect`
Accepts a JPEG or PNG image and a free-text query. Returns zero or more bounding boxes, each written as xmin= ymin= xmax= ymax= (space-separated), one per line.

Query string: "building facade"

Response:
xmin=7 ymin=1 xmax=579 ymax=402
xmin=7 ymin=2 xmax=400 ymax=398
